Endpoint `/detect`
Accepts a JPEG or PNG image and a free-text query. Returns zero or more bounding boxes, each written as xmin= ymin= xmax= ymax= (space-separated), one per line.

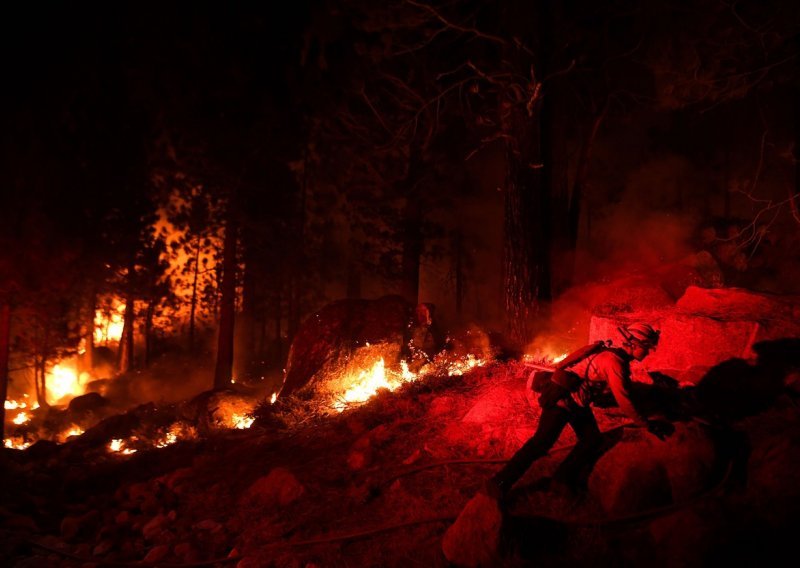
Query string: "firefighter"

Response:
xmin=483 ymin=322 xmax=675 ymax=501
xmin=402 ymin=303 xmax=448 ymax=368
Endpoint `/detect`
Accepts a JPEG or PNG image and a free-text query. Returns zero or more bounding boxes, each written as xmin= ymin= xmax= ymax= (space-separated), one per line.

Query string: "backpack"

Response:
xmin=530 ymin=340 xmax=610 ymax=393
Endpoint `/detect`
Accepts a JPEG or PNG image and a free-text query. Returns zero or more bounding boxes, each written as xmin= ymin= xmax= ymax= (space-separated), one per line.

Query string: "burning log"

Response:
xmin=281 ymin=295 xmax=411 ymax=397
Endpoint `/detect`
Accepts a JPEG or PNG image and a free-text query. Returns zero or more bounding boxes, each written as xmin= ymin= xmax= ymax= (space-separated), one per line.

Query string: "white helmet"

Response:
xmin=619 ymin=322 xmax=660 ymax=349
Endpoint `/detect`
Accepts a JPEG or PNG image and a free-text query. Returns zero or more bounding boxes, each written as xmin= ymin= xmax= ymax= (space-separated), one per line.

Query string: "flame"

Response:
xmin=94 ymin=302 xmax=126 ymax=345
xmin=552 ymin=352 xmax=568 ymax=364
xmin=59 ymin=426 xmax=84 ymax=442
xmin=232 ymin=414 xmax=254 ymax=429
xmin=4 ymin=437 xmax=31 ymax=450
xmin=270 ymin=393 xmax=277 ymax=404
xmin=47 ymin=363 xmax=83 ymax=402
xmin=12 ymin=412 xmax=30 ymax=425
xmin=331 ymin=353 xmax=487 ymax=413
xmin=156 ymin=430 xmax=178 ymax=448
xmin=446 ymin=354 xmax=483 ymax=376
xmin=5 ymin=400 xmax=26 ymax=410
xmin=334 ymin=358 xmax=395 ymax=412
xmin=109 ymin=438 xmax=137 ymax=455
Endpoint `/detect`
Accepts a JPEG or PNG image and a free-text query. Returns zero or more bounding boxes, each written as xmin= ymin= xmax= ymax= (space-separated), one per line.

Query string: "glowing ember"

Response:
xmin=446 ymin=354 xmax=483 ymax=376
xmin=232 ymin=414 xmax=254 ymax=429
xmin=156 ymin=431 xmax=178 ymax=448
xmin=60 ymin=426 xmax=84 ymax=442
xmin=108 ymin=439 xmax=137 ymax=455
xmin=12 ymin=412 xmax=29 ymax=425
xmin=47 ymin=364 xmax=83 ymax=402
xmin=270 ymin=393 xmax=278 ymax=404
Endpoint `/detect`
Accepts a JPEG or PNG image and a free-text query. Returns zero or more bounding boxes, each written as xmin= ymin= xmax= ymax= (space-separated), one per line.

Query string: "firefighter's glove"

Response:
xmin=646 ymin=419 xmax=675 ymax=441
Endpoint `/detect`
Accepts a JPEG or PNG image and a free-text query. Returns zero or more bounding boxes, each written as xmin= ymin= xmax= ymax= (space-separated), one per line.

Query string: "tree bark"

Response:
xmin=213 ymin=212 xmax=238 ymax=389
xmin=501 ymin=0 xmax=554 ymax=346
xmin=400 ymin=141 xmax=424 ymax=304
xmin=453 ymin=228 xmax=464 ymax=319
xmin=117 ymin=266 xmax=136 ymax=374
xmin=238 ymin=238 xmax=257 ymax=379
xmin=82 ymin=289 xmax=96 ymax=375
xmin=144 ymin=298 xmax=155 ymax=367
xmin=188 ymin=236 xmax=201 ymax=352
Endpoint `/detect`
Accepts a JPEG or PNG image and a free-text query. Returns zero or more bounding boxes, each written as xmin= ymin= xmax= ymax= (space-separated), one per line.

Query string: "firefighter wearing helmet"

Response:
xmin=482 ymin=322 xmax=674 ymax=502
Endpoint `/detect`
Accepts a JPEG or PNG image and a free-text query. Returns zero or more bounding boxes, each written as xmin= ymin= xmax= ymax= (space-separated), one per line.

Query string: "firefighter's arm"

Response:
xmin=606 ymin=361 xmax=648 ymax=427
xmin=607 ymin=360 xmax=674 ymax=440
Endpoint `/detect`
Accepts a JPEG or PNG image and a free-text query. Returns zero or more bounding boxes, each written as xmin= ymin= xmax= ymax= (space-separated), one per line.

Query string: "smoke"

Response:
xmin=583 ymin=155 xmax=704 ymax=281
xmin=528 ymin=155 xmax=708 ymax=355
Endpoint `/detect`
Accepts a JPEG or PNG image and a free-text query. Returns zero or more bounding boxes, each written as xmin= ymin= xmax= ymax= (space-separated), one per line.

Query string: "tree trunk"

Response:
xmin=453 ymin=228 xmax=464 ymax=319
xmin=144 ymin=298 xmax=155 ymax=367
xmin=82 ymin=289 xmax=96 ymax=375
xmin=0 ymin=303 xmax=11 ymax=441
xmin=400 ymin=141 xmax=424 ymax=304
xmin=238 ymin=239 xmax=258 ymax=380
xmin=214 ymin=212 xmax=238 ymax=389
xmin=188 ymin=236 xmax=201 ymax=352
xmin=118 ymin=267 xmax=136 ymax=374
xmin=500 ymin=0 xmax=553 ymax=345
xmin=564 ymin=104 xmax=606 ymax=287
xmin=274 ymin=289 xmax=283 ymax=365
xmin=346 ymin=260 xmax=362 ymax=299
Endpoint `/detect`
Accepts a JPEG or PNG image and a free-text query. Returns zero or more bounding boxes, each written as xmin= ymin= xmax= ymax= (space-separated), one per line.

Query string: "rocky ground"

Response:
xmin=2 ymin=344 xmax=800 ymax=567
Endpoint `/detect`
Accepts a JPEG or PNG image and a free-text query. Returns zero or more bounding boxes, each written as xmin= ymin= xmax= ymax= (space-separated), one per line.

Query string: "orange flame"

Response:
xmin=109 ymin=438 xmax=137 ymax=455
xmin=47 ymin=363 xmax=83 ymax=402
xmin=12 ymin=412 xmax=29 ymax=425
xmin=231 ymin=413 xmax=254 ymax=429
xmin=94 ymin=302 xmax=126 ymax=345
xmin=4 ymin=437 xmax=31 ymax=450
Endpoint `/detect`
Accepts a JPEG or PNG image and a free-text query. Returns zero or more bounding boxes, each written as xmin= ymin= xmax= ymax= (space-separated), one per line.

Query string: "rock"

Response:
xmin=93 ymin=540 xmax=114 ymax=556
xmin=60 ymin=510 xmax=99 ymax=542
xmin=347 ymin=449 xmax=371 ymax=471
xmin=143 ymin=544 xmax=170 ymax=563
xmin=142 ymin=513 xmax=170 ymax=541
xmin=463 ymin=383 xmax=526 ymax=423
xmin=174 ymin=541 xmax=199 ymax=562
xmin=194 ymin=519 xmax=222 ymax=532
xmin=442 ymin=492 xmax=505 ymax=567
xmin=745 ymin=408 xmax=800 ymax=525
xmin=588 ymin=423 xmax=716 ymax=516
xmin=2 ymin=514 xmax=39 ymax=532
xmin=156 ymin=467 xmax=194 ymax=492
xmin=67 ymin=392 xmax=110 ymax=415
xmin=241 ymin=468 xmax=305 ymax=509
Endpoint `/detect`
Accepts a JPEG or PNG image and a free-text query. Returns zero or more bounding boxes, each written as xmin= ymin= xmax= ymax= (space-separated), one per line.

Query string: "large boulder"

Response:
xmin=589 ymin=287 xmax=800 ymax=382
xmin=588 ymin=422 xmax=717 ymax=516
xmin=442 ymin=493 xmax=505 ymax=567
xmin=280 ymin=295 xmax=412 ymax=397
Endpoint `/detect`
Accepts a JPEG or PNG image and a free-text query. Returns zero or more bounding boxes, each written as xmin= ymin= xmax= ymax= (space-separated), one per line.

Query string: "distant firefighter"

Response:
xmin=402 ymin=303 xmax=448 ymax=367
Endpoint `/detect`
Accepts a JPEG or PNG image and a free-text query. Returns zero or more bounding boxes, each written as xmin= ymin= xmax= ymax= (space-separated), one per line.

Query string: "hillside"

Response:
xmin=3 ymin=346 xmax=800 ymax=567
